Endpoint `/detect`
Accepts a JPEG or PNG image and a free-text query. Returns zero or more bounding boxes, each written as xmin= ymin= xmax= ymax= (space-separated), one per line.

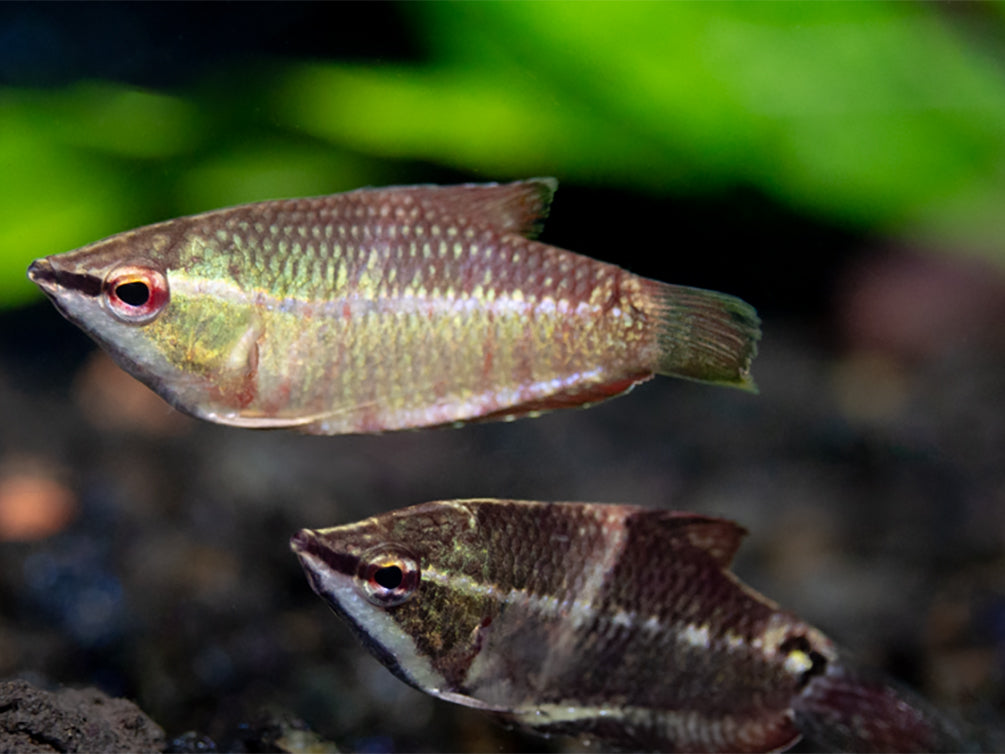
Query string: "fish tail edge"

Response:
xmin=645 ymin=281 xmax=761 ymax=391
xmin=792 ymin=661 xmax=973 ymax=753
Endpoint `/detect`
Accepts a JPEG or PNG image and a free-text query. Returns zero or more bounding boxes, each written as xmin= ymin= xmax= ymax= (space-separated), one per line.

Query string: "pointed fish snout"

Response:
xmin=290 ymin=529 xmax=336 ymax=599
xmin=290 ymin=528 xmax=318 ymax=555
xmin=290 ymin=529 xmax=360 ymax=583
xmin=26 ymin=257 xmax=103 ymax=299
xmin=27 ymin=258 xmax=54 ymax=288
xmin=290 ymin=530 xmax=331 ymax=569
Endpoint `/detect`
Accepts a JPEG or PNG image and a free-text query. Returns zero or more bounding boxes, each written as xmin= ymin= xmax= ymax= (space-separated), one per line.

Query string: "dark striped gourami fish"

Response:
xmin=292 ymin=500 xmax=965 ymax=753
xmin=27 ymin=180 xmax=759 ymax=434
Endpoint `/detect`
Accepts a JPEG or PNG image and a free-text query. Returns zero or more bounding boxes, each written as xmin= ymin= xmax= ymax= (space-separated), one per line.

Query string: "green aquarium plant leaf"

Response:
xmin=15 ymin=82 xmax=204 ymax=160
xmin=280 ymin=2 xmax=1005 ymax=261
xmin=0 ymin=104 xmax=132 ymax=308
xmin=7 ymin=2 xmax=1005 ymax=311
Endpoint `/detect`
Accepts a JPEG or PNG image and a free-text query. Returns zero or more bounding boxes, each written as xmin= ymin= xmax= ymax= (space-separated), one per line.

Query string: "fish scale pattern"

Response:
xmin=29 ymin=179 xmax=758 ymax=435
xmin=293 ymin=500 xmax=835 ymax=752
xmin=177 ymin=192 xmax=654 ymax=432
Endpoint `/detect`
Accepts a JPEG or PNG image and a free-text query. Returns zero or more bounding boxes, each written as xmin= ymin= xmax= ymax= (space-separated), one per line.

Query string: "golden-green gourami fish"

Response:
xmin=27 ymin=179 xmax=759 ymax=434
xmin=292 ymin=500 xmax=967 ymax=753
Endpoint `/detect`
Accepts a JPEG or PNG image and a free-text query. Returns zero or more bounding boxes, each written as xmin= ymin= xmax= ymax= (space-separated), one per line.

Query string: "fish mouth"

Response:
xmin=27 ymin=258 xmax=103 ymax=298
xmin=290 ymin=528 xmax=321 ymax=558
xmin=27 ymin=258 xmax=56 ymax=293
xmin=292 ymin=529 xmax=342 ymax=599
xmin=290 ymin=529 xmax=361 ymax=587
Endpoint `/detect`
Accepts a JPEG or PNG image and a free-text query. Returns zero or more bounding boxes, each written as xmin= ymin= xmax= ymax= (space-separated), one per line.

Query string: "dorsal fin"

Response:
xmin=370 ymin=178 xmax=558 ymax=239
xmin=647 ymin=511 xmax=747 ymax=568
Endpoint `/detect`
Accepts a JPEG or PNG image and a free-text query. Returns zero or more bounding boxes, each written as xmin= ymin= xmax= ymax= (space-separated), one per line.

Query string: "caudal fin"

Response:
xmin=792 ymin=662 xmax=972 ymax=753
xmin=647 ymin=282 xmax=761 ymax=390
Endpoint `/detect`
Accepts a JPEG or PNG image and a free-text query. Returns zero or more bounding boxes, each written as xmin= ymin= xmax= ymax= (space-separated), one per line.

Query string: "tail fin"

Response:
xmin=792 ymin=662 xmax=972 ymax=753
xmin=646 ymin=282 xmax=761 ymax=390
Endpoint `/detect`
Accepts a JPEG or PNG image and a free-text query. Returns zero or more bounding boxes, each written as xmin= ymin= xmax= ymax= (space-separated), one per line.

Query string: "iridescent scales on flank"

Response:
xmin=29 ymin=179 xmax=759 ymax=435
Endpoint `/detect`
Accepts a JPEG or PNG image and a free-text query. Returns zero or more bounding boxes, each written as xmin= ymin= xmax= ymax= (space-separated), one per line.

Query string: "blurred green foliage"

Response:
xmin=4 ymin=2 xmax=1005 ymax=308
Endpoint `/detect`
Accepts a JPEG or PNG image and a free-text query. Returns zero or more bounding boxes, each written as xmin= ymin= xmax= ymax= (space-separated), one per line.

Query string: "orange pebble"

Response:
xmin=0 ymin=473 xmax=77 ymax=541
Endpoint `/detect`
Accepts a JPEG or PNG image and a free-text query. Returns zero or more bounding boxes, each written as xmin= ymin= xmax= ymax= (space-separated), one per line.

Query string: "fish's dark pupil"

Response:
xmin=115 ymin=281 xmax=150 ymax=307
xmin=374 ymin=565 xmax=404 ymax=590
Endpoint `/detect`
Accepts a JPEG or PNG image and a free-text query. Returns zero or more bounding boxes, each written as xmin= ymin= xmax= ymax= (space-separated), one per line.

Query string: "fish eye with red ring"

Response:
xmin=356 ymin=546 xmax=421 ymax=607
xmin=103 ymin=264 xmax=169 ymax=324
